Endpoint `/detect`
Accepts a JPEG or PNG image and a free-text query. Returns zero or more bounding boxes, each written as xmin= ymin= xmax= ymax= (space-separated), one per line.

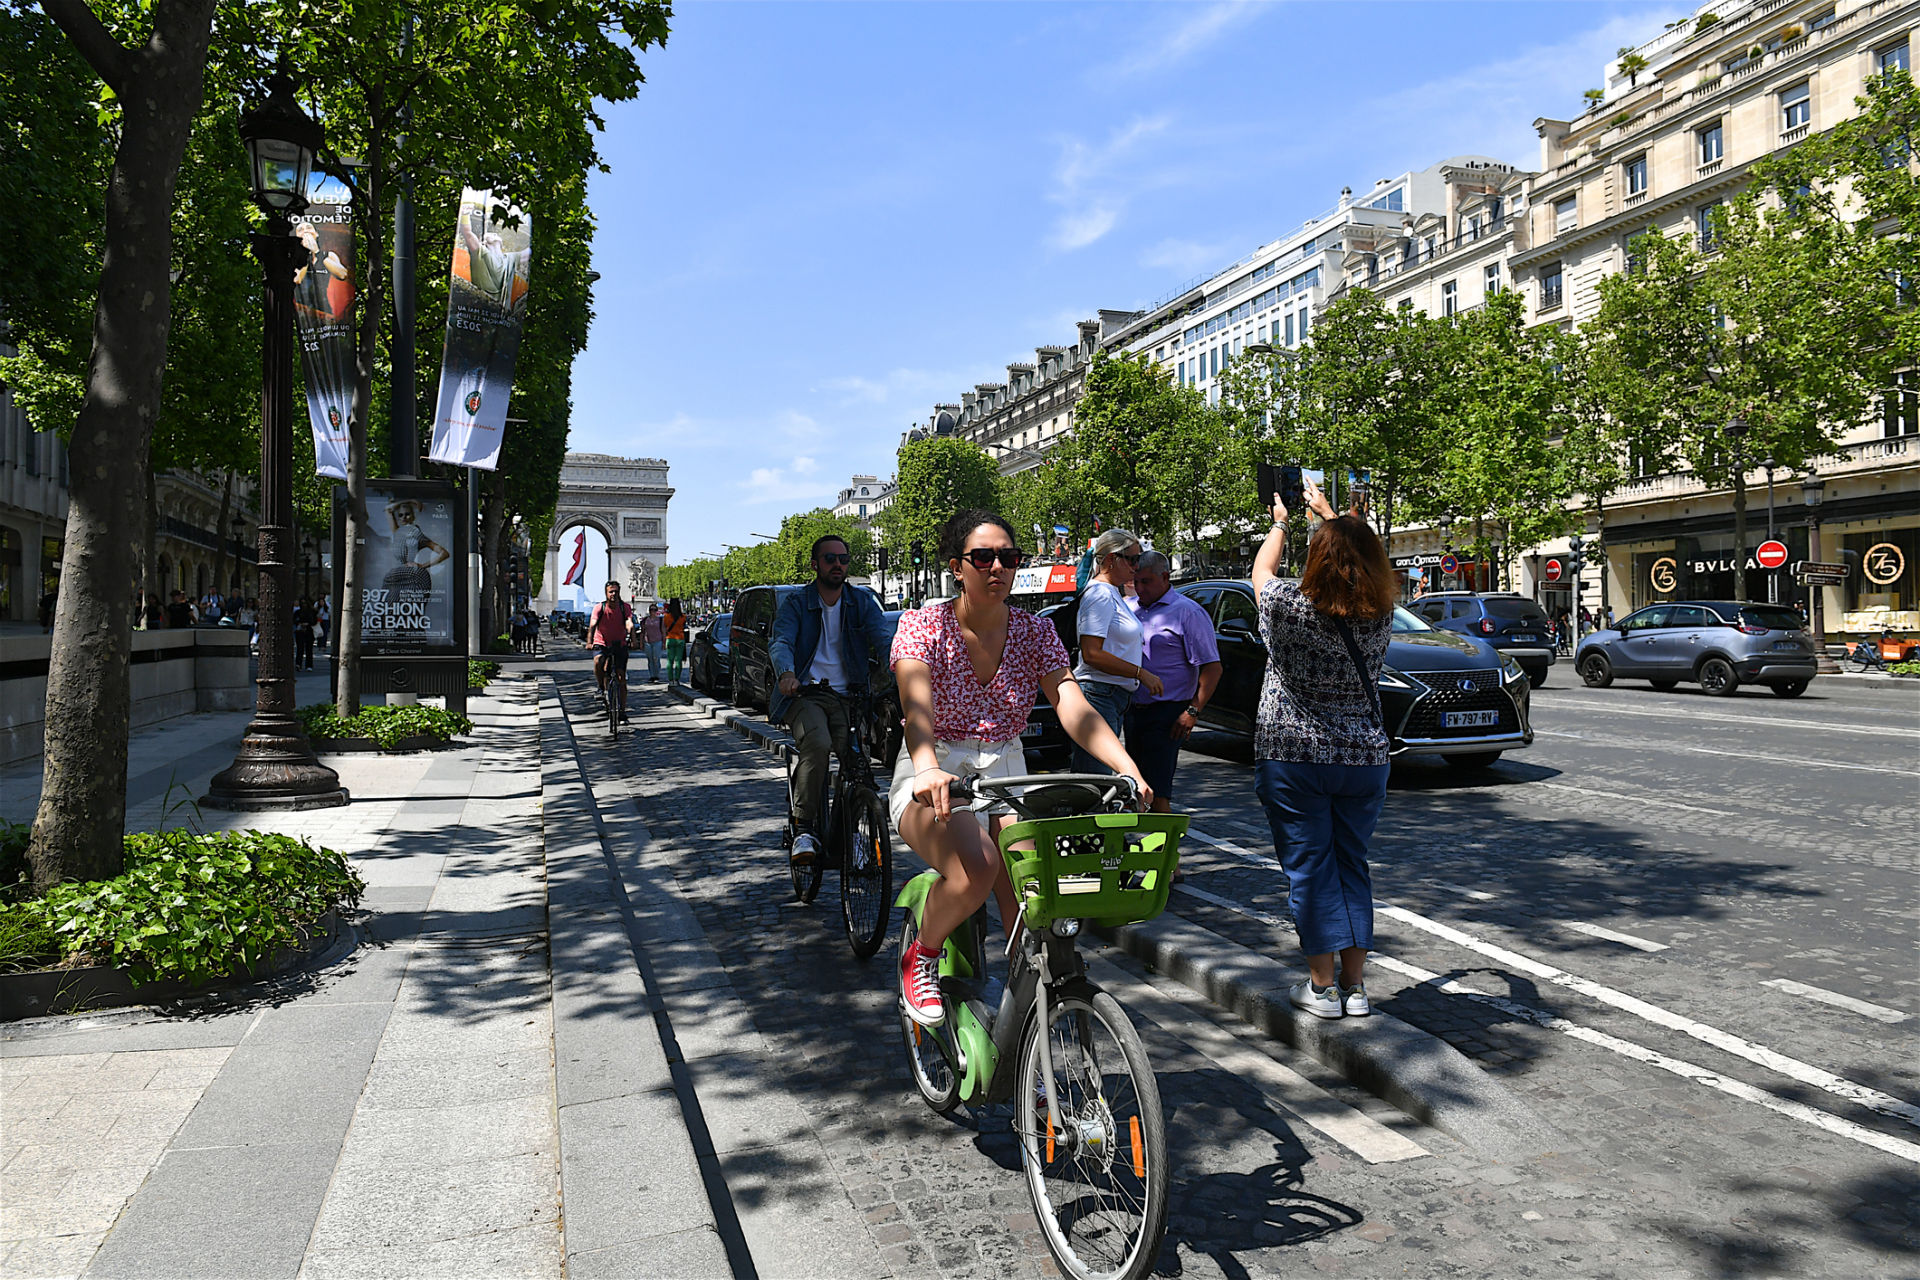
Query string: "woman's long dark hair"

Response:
xmin=1299 ymin=516 xmax=1397 ymax=621
xmin=666 ymin=597 xmax=683 ymax=619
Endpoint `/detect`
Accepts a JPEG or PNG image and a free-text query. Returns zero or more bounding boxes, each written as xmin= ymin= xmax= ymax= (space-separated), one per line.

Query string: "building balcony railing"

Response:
xmin=1610 ymin=433 xmax=1914 ymax=508
xmin=1698 ymin=158 xmax=1724 ymax=177
xmin=1780 ymin=122 xmax=1812 ymax=145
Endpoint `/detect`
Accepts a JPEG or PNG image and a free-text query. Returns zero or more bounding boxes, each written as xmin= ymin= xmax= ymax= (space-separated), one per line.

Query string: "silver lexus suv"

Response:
xmin=1574 ymin=600 xmax=1817 ymax=697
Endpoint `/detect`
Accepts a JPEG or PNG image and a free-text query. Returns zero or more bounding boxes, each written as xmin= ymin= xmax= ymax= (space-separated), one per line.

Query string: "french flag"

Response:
xmin=561 ymin=528 xmax=586 ymax=587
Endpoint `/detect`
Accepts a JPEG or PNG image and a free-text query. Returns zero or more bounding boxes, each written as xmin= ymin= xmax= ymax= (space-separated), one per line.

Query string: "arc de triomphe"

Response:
xmin=535 ymin=453 xmax=674 ymax=610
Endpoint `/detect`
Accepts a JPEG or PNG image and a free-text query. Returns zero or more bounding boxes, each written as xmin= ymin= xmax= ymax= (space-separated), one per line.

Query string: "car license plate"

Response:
xmin=1772 ymin=641 xmax=1802 ymax=650
xmin=1021 ymin=723 xmax=1043 ymax=739
xmin=1510 ymin=635 xmax=1539 ymax=643
xmin=1443 ymin=710 xmax=1500 ymax=728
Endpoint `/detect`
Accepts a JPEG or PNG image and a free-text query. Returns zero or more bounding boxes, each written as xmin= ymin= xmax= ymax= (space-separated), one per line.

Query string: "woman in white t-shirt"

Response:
xmin=1071 ymin=529 xmax=1163 ymax=772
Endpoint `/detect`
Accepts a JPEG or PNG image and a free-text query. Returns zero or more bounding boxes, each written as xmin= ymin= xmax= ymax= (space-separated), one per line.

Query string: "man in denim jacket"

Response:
xmin=771 ymin=536 xmax=892 ymax=867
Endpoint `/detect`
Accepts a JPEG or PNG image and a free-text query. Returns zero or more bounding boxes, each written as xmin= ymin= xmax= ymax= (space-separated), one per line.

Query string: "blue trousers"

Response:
xmin=1255 ymin=760 xmax=1389 ymax=956
xmin=1071 ymin=680 xmax=1132 ymax=774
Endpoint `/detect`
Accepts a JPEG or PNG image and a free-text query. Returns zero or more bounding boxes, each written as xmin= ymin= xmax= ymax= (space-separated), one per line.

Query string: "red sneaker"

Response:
xmin=899 ymin=939 xmax=945 ymax=1027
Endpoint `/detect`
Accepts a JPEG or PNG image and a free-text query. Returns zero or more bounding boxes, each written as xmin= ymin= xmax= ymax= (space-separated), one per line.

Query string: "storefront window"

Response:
xmin=0 ymin=528 xmax=17 ymax=619
xmin=1839 ymin=526 xmax=1917 ymax=633
xmin=40 ymin=536 xmax=61 ymax=603
xmin=1630 ymin=527 xmax=1810 ymax=606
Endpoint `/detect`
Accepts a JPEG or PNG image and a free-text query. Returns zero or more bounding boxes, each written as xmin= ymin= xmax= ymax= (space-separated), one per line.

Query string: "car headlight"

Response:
xmin=1500 ymin=653 xmax=1526 ymax=684
xmin=1378 ymin=667 xmax=1415 ymax=691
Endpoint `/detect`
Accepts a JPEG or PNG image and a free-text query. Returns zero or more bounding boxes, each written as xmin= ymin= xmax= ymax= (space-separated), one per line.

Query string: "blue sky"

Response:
xmin=567 ymin=0 xmax=1687 ymax=567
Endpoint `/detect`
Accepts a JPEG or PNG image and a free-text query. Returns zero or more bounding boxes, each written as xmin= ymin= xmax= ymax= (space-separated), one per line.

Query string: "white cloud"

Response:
xmin=1140 ymin=238 xmax=1234 ymax=275
xmin=739 ymin=458 xmax=834 ymax=506
xmin=819 ymin=368 xmax=960 ymax=407
xmin=1046 ymin=115 xmax=1173 ymax=252
xmin=1102 ymin=2 xmax=1271 ymax=80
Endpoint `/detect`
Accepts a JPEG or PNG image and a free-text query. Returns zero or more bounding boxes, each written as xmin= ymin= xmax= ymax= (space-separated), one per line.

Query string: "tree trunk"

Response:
xmin=334 ymin=133 xmax=385 ymax=717
xmin=1731 ymin=467 xmax=1750 ymax=603
xmin=208 ymin=469 xmax=232 ymax=601
xmin=28 ymin=0 xmax=217 ymax=891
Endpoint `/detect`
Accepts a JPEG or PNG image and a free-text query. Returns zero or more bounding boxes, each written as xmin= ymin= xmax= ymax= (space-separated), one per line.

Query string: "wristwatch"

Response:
xmin=1184 ymin=704 xmax=1203 ymax=717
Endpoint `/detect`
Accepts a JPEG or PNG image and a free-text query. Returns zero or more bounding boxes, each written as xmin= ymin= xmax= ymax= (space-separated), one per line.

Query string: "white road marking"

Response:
xmin=1562 ymin=921 xmax=1669 ymax=952
xmin=1367 ymin=953 xmax=1920 ymax=1168
xmin=1184 ymin=828 xmax=1282 ymax=870
xmin=1530 ymin=782 xmax=1738 ymax=816
xmin=1176 ymin=881 xmax=1288 ymax=927
xmin=1541 ymin=698 xmax=1920 ymax=739
xmin=1370 ymin=902 xmax=1920 ymax=1131
xmin=1534 ymin=732 xmax=1919 ymax=777
xmin=1433 ymin=882 xmax=1498 ymax=902
xmin=1762 ymin=979 xmax=1912 ymax=1025
xmin=1086 ymin=956 xmax=1429 ymax=1164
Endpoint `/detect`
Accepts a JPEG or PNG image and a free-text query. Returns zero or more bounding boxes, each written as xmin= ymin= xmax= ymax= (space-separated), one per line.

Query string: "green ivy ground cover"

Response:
xmin=296 ymin=703 xmax=473 ymax=749
xmin=469 ymin=659 xmax=500 ymax=689
xmin=0 ymin=826 xmax=364 ymax=986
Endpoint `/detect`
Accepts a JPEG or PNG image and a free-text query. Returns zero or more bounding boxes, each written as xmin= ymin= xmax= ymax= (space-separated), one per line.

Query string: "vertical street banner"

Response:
xmin=291 ymin=199 xmax=355 ymax=480
xmin=428 ymin=188 xmax=532 ymax=471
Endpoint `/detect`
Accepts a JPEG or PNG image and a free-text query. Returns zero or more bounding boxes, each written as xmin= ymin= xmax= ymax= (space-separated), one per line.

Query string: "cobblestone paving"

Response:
xmin=557 ymin=662 xmax=1918 ymax=1277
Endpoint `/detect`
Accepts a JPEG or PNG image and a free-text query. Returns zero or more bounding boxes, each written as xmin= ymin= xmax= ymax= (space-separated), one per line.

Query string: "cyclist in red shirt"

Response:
xmin=589 ymin=581 xmax=636 ymax=722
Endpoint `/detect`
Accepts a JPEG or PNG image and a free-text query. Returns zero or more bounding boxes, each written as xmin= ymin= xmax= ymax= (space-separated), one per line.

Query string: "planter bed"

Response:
xmin=0 ymin=910 xmax=347 ymax=1021
xmin=311 ymin=734 xmax=461 ymax=753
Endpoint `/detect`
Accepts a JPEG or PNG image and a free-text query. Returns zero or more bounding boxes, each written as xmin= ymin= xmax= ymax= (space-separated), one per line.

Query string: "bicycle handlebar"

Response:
xmin=946 ymin=773 xmax=1141 ymax=813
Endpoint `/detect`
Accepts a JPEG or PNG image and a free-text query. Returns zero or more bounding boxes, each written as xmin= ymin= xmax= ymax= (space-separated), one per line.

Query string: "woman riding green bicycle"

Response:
xmin=889 ymin=509 xmax=1153 ymax=1025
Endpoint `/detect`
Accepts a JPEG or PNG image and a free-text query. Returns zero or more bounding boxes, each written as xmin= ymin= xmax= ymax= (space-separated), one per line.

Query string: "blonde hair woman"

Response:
xmin=1071 ymin=529 xmax=1162 ymax=773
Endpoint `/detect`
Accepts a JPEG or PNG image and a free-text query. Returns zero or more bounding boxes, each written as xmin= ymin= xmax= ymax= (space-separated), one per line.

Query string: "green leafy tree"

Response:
xmin=877 ymin=436 xmax=999 ymax=563
xmin=9 ymin=0 xmax=220 ymax=889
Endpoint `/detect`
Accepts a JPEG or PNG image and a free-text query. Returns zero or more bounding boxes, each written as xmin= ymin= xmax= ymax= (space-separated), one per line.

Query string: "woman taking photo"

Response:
xmin=1251 ymin=476 xmax=1396 ymax=1020
xmin=890 ymin=510 xmax=1152 ymax=1026
xmin=1070 ymin=529 xmax=1162 ymax=773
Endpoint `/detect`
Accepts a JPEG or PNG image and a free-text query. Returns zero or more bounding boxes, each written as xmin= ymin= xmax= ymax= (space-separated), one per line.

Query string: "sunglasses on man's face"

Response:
xmin=961 ymin=547 xmax=1025 ymax=570
xmin=817 ymin=553 xmax=851 ymax=565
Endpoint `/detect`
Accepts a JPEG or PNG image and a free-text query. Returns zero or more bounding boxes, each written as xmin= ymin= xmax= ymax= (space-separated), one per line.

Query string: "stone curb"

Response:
xmin=537 ymin=680 xmax=734 ymax=1277
xmin=662 ymin=680 xmax=1562 ymax=1163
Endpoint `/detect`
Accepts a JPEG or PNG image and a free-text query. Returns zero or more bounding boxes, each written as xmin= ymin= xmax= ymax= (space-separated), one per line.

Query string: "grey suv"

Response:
xmin=1574 ymin=601 xmax=1817 ymax=697
xmin=1408 ymin=592 xmax=1558 ymax=687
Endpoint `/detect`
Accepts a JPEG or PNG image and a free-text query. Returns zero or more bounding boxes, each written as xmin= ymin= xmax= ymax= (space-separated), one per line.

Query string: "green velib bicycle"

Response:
xmin=894 ymin=774 xmax=1185 ymax=1280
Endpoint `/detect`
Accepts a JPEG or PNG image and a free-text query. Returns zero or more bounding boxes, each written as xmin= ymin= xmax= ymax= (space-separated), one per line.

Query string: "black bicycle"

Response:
xmin=781 ymin=684 xmax=893 ymax=959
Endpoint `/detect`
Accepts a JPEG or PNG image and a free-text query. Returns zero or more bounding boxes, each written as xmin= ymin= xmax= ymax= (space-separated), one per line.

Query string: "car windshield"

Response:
xmin=1739 ymin=606 xmax=1802 ymax=631
xmin=1485 ymin=598 xmax=1549 ymax=622
xmin=1391 ymin=606 xmax=1432 ymax=633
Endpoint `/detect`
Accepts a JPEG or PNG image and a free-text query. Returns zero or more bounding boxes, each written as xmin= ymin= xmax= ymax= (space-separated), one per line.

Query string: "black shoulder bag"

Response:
xmin=1330 ymin=618 xmax=1383 ymax=729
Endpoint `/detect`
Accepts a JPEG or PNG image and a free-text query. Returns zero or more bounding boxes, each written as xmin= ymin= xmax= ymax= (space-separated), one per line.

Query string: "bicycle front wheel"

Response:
xmin=839 ymin=787 xmax=891 ymax=960
xmin=897 ymin=909 xmax=960 ymax=1115
xmin=608 ymin=677 xmax=621 ymax=737
xmin=1016 ymin=983 xmax=1168 ymax=1280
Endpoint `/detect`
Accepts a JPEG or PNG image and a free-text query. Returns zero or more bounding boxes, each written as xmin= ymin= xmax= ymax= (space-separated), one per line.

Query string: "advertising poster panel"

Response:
xmin=335 ymin=480 xmax=467 ymax=656
xmin=428 ymin=188 xmax=531 ymax=471
xmin=292 ymin=194 xmax=355 ymax=480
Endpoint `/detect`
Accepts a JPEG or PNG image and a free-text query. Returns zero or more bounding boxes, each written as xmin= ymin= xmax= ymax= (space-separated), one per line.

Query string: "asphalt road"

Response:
xmin=603 ymin=651 xmax=1918 ymax=1277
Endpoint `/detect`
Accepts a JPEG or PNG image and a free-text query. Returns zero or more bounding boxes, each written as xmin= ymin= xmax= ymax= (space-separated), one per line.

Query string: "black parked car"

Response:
xmin=727 ymin=585 xmax=799 ymax=713
xmin=1181 ymin=579 xmax=1533 ymax=768
xmin=1406 ymin=591 xmax=1559 ymax=687
xmin=689 ymin=612 xmax=732 ymax=696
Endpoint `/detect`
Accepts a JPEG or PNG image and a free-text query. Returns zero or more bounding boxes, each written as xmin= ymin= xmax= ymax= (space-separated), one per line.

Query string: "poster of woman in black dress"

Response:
xmin=292 ymin=204 xmax=355 ymax=480
xmin=363 ymin=491 xmax=456 ymax=651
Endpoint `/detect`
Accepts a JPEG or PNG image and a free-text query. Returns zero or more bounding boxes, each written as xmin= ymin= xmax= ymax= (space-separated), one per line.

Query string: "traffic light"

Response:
xmin=877 ymin=546 xmax=890 ymax=572
xmin=1567 ymin=534 xmax=1585 ymax=575
xmin=910 ymin=541 xmax=924 ymax=568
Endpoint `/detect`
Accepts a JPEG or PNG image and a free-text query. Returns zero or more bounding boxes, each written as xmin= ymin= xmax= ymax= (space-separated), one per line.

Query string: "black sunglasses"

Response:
xmin=817 ymin=553 xmax=852 ymax=565
xmin=961 ymin=547 xmax=1026 ymax=570
xmin=1111 ymin=552 xmax=1142 ymax=565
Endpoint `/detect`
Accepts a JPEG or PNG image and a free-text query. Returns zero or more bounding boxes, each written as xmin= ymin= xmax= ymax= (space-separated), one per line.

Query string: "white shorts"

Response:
xmin=888 ymin=738 xmax=1026 ymax=835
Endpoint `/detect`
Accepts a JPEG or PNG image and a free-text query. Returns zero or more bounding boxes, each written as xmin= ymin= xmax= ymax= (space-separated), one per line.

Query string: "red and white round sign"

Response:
xmin=1544 ymin=559 xmax=1564 ymax=582
xmin=1756 ymin=540 xmax=1789 ymax=570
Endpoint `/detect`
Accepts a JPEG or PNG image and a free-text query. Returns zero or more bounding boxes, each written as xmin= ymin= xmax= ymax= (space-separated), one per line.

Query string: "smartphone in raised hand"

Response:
xmin=1278 ymin=465 xmax=1305 ymax=513
xmin=1257 ymin=461 xmax=1279 ymax=514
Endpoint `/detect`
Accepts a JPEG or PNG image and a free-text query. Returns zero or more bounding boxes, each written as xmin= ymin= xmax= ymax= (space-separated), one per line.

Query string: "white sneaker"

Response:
xmin=790 ymin=832 xmax=821 ymax=866
xmin=1341 ymin=984 xmax=1371 ymax=1017
xmin=1289 ymin=979 xmax=1343 ymax=1020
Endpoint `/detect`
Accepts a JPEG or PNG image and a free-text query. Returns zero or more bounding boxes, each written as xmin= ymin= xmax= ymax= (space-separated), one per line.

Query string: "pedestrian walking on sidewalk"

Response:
xmin=639 ymin=604 xmax=666 ymax=682
xmin=1251 ymin=475 xmax=1394 ymax=1022
xmin=664 ymin=598 xmax=688 ymax=684
xmin=293 ymin=599 xmax=317 ymax=670
xmin=1125 ymin=550 xmax=1222 ymax=817
xmin=1072 ymin=528 xmax=1157 ymax=774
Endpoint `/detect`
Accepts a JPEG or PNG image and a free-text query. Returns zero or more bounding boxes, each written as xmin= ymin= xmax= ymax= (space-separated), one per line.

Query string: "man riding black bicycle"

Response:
xmin=589 ymin=580 xmax=637 ymax=723
xmin=771 ymin=536 xmax=892 ymax=871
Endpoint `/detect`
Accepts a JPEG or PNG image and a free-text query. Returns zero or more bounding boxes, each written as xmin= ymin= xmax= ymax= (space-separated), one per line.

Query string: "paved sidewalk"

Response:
xmin=2 ymin=670 xmax=571 ymax=1279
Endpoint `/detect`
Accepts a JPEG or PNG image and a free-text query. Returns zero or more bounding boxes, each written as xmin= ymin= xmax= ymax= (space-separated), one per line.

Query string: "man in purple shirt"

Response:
xmin=1126 ymin=552 xmax=1223 ymax=815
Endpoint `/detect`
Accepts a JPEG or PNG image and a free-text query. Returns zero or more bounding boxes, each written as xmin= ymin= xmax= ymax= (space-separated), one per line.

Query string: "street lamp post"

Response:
xmin=204 ymin=73 xmax=347 ymax=811
xmin=1800 ymin=476 xmax=1840 ymax=675
xmin=1763 ymin=457 xmax=1778 ymax=604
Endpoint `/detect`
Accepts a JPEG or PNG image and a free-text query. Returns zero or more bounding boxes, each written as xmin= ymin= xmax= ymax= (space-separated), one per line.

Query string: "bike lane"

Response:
xmin=552 ymin=663 xmax=1738 ymax=1279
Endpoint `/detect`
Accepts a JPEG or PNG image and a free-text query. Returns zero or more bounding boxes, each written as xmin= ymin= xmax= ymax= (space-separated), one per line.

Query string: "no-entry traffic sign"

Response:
xmin=1439 ymin=554 xmax=1459 ymax=576
xmin=1756 ymin=540 xmax=1789 ymax=570
xmin=1544 ymin=558 xmax=1564 ymax=582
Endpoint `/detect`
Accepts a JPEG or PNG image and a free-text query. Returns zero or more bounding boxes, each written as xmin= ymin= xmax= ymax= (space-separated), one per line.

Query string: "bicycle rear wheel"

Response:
xmin=839 ymin=787 xmax=891 ymax=960
xmin=1016 ymin=982 xmax=1168 ymax=1280
xmin=897 ymin=909 xmax=960 ymax=1115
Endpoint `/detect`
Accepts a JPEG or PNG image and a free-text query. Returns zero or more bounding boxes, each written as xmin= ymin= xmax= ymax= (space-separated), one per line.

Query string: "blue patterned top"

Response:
xmin=1255 ymin=580 xmax=1391 ymax=766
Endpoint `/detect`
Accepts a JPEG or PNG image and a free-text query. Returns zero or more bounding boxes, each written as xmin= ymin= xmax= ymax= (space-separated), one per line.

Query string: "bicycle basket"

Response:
xmin=997 ymin=811 xmax=1187 ymax=929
